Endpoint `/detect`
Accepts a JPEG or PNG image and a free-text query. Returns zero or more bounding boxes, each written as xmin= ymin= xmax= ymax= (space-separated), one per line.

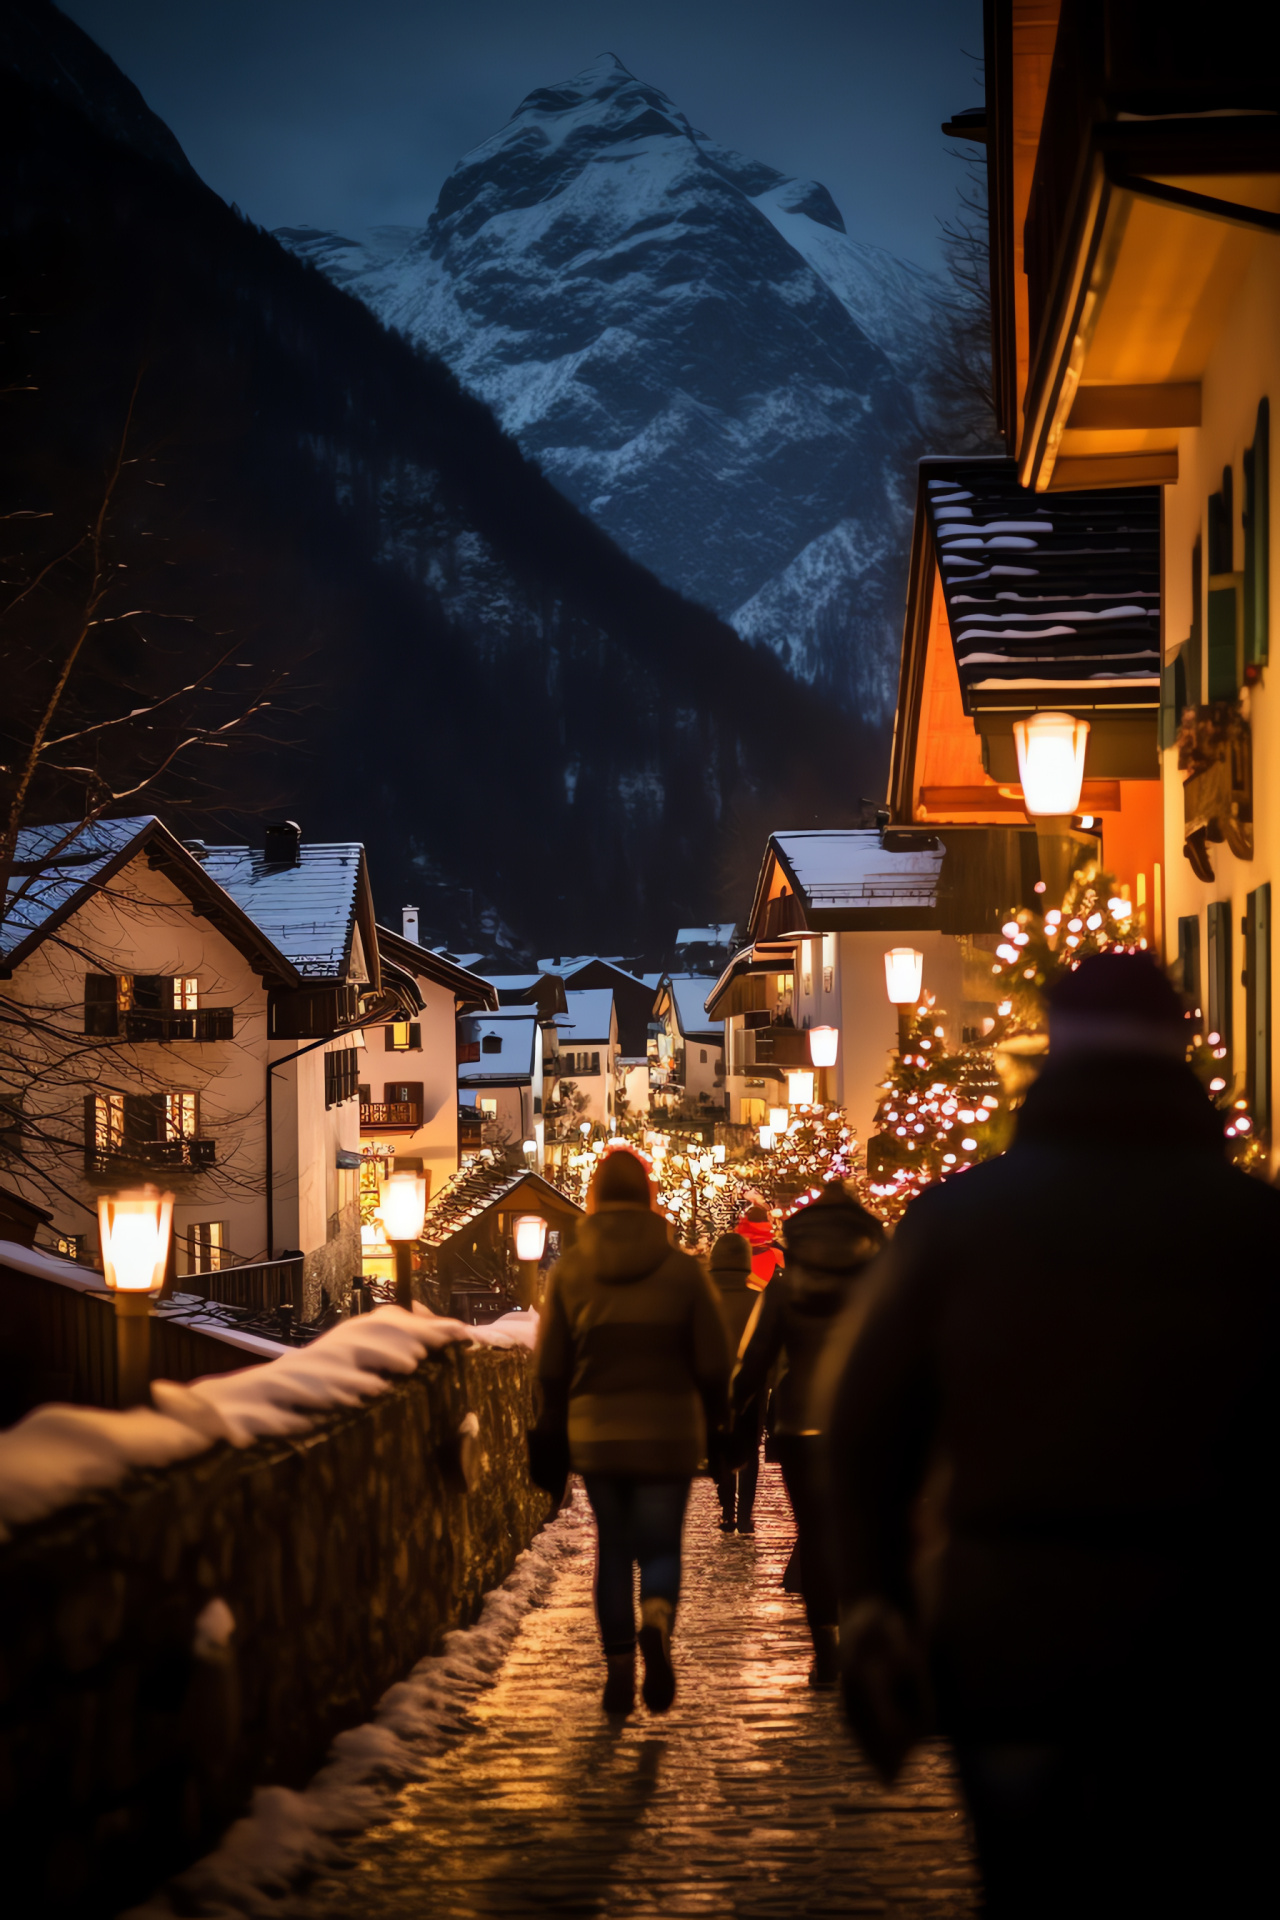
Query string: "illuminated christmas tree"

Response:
xmin=862 ymin=994 xmax=1006 ymax=1220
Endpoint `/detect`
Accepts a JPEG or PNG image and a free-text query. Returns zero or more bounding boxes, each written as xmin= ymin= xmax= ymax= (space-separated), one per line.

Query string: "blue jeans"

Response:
xmin=582 ymin=1474 xmax=690 ymax=1654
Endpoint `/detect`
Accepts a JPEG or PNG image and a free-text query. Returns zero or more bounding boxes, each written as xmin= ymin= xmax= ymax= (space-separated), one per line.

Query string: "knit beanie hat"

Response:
xmin=709 ymin=1231 xmax=752 ymax=1276
xmin=1047 ymin=951 xmax=1185 ymax=1059
xmin=588 ymin=1146 xmax=654 ymax=1211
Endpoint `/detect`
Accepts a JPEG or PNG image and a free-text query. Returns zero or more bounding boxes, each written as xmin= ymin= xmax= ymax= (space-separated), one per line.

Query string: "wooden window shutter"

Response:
xmin=409 ymin=1023 xmax=421 ymax=1050
xmin=1159 ymin=648 xmax=1186 ymax=751
xmin=1244 ymin=398 xmax=1269 ymax=669
xmin=123 ymin=1092 xmax=163 ymax=1143
xmin=84 ymin=973 xmax=118 ymax=1036
xmin=1186 ymin=537 xmax=1203 ymax=707
xmin=132 ymin=976 xmax=166 ymax=1013
xmin=384 ymin=1025 xmax=397 ymax=1050
xmin=1246 ymin=884 xmax=1271 ymax=1135
xmin=1176 ymin=914 xmax=1202 ymax=1009
xmin=1207 ymin=901 xmax=1233 ymax=1072
xmin=82 ymin=1092 xmax=96 ymax=1148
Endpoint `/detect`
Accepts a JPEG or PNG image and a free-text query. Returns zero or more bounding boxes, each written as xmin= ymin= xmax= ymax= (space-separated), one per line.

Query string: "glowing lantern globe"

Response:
xmin=884 ymin=949 xmax=924 ymax=1006
xmin=98 ymin=1187 xmax=173 ymax=1294
xmin=1013 ymin=712 xmax=1090 ymax=817
xmin=513 ymin=1214 xmax=547 ymax=1262
xmin=769 ymin=1106 xmax=789 ymax=1134
xmin=787 ymin=1070 xmax=815 ymax=1106
xmin=808 ymin=1025 xmax=839 ymax=1068
xmin=379 ymin=1171 xmax=427 ymax=1243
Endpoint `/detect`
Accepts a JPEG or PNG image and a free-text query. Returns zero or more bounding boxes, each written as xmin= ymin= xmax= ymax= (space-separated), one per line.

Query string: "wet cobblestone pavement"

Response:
xmin=302 ymin=1467 xmax=978 ymax=1918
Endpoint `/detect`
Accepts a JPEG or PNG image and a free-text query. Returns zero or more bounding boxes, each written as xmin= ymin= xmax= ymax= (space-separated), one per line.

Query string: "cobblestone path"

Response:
xmin=303 ymin=1468 xmax=978 ymax=1918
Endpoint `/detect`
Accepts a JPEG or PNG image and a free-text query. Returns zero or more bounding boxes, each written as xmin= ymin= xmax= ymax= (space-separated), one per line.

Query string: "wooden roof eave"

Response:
xmin=888 ymin=468 xmax=940 ymax=824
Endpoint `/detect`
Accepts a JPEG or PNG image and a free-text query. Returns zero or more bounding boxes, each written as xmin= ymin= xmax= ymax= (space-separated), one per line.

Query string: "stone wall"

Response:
xmin=0 ymin=1344 xmax=549 ymax=1917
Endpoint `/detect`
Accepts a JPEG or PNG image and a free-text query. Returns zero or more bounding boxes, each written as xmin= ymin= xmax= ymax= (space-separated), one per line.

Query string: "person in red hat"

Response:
xmin=735 ymin=1201 xmax=783 ymax=1289
xmin=823 ymin=950 xmax=1280 ymax=1915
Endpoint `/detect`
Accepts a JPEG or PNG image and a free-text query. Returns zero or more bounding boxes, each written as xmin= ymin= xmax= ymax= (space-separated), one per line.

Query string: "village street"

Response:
xmin=298 ymin=1471 xmax=977 ymax=1920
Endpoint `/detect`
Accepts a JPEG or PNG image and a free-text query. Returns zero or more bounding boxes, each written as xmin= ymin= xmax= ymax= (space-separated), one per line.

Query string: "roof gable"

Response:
xmin=200 ymin=840 xmax=370 ymax=981
xmin=560 ymin=987 xmax=615 ymax=1043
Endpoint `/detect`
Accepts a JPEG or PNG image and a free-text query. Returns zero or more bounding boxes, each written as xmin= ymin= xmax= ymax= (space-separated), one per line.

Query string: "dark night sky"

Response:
xmin=58 ymin=0 xmax=984 ymax=271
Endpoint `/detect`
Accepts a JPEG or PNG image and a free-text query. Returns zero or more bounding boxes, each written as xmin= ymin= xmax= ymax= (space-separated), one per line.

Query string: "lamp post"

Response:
xmin=512 ymin=1212 xmax=547 ymax=1309
xmin=98 ymin=1186 xmax=173 ymax=1409
xmin=379 ymin=1170 xmax=427 ymax=1310
xmin=808 ymin=1024 xmax=838 ymax=1101
xmin=884 ymin=948 xmax=924 ymax=1052
xmin=1014 ymin=711 xmax=1091 ymax=907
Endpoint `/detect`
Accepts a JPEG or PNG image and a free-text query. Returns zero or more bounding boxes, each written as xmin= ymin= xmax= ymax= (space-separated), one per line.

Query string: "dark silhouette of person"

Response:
xmin=707 ymin=1230 xmax=761 ymax=1532
xmin=822 ymin=950 xmax=1279 ymax=1914
xmin=534 ymin=1147 xmax=729 ymax=1715
xmin=734 ymin=1181 xmax=883 ymax=1684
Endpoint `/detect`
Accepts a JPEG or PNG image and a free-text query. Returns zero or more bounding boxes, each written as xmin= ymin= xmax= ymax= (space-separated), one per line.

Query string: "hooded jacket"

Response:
xmin=534 ymin=1203 xmax=731 ymax=1475
xmin=823 ymin=1052 xmax=1280 ymax=1742
xmin=732 ymin=1190 xmax=882 ymax=1435
xmin=707 ymin=1231 xmax=758 ymax=1356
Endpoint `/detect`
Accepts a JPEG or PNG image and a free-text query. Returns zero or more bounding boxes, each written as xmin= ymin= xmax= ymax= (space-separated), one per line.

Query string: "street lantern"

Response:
xmin=98 ymin=1186 xmax=173 ymax=1408
xmin=712 ymin=1143 xmax=726 ymax=1165
xmin=808 ymin=1025 xmax=839 ymax=1068
xmin=787 ymin=1070 xmax=815 ymax=1107
xmin=513 ymin=1211 xmax=547 ymax=1310
xmin=1013 ymin=711 xmax=1091 ymax=905
xmin=758 ymin=1125 xmax=776 ymax=1150
xmin=513 ymin=1214 xmax=547 ymax=1262
xmin=1013 ymin=711 xmax=1090 ymax=815
xmin=379 ymin=1171 xmax=427 ymax=1310
xmin=885 ymin=948 xmax=924 ymax=1053
xmin=769 ymin=1105 xmax=789 ymax=1135
xmin=579 ymin=1119 xmax=591 ymax=1138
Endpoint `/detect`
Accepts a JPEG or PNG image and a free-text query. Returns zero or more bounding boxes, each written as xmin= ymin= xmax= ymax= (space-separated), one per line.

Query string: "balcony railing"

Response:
xmin=121 ymin=1008 xmax=235 ymax=1042
xmin=360 ymin=1101 xmax=422 ymax=1131
xmin=85 ymin=1137 xmax=217 ymax=1175
xmin=183 ymin=1253 xmax=303 ymax=1313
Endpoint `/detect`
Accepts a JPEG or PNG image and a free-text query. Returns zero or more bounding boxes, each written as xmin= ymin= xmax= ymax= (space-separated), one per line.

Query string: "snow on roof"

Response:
xmin=200 ymin=842 xmax=364 ymax=978
xmin=0 ymin=1303 xmax=522 ymax=1541
xmin=534 ymin=955 xmax=597 ymax=976
xmin=924 ymin=461 xmax=1160 ymax=702
xmin=458 ymin=1009 xmax=538 ymax=1082
xmin=559 ymin=987 xmax=615 ymax=1043
xmin=773 ymin=831 xmax=944 ymax=913
xmin=676 ymin=925 xmax=735 ymax=946
xmin=1 ymin=814 xmax=156 ymax=957
xmin=667 ymin=974 xmax=725 ymax=1041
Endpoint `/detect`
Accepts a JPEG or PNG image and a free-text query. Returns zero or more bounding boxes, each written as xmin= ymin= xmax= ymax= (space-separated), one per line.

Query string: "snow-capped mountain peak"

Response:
xmin=279 ymin=59 xmax=946 ymax=718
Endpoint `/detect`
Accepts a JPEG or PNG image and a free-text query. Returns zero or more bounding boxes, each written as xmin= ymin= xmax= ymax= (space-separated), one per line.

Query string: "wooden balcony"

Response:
xmin=85 ymin=1137 xmax=217 ymax=1175
xmin=360 ymin=1101 xmax=421 ymax=1133
xmin=121 ymin=1008 xmax=235 ymax=1042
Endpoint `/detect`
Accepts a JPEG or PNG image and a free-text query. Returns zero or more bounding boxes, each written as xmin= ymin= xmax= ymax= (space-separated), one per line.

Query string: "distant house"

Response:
xmin=649 ymin=974 xmax=726 ymax=1115
xmin=1 ymin=816 xmax=404 ymax=1315
xmin=553 ymin=987 xmax=619 ymax=1129
xmin=457 ymin=1007 xmax=545 ymax=1169
xmin=674 ymin=925 xmax=736 ymax=976
xmin=356 ymin=919 xmax=496 ymax=1286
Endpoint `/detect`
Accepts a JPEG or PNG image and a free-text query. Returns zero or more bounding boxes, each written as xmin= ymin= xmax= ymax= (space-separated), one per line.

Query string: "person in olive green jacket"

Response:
xmin=534 ymin=1146 xmax=731 ymax=1716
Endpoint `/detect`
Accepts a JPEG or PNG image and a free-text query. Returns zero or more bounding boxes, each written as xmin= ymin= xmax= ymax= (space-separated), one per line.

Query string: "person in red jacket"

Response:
xmin=736 ymin=1202 xmax=783 ymax=1289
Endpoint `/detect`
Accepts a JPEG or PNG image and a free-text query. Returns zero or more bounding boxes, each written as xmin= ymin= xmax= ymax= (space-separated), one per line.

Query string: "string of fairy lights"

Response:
xmin=542 ymin=857 xmax=1264 ymax=1245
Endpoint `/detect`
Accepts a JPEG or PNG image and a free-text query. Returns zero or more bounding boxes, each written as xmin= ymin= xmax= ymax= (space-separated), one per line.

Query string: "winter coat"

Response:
xmin=534 ymin=1202 xmax=731 ymax=1476
xmin=823 ymin=1052 xmax=1280 ymax=1745
xmin=732 ymin=1216 xmax=880 ymax=1436
xmin=736 ymin=1214 xmax=782 ymax=1289
xmin=708 ymin=1233 xmax=758 ymax=1356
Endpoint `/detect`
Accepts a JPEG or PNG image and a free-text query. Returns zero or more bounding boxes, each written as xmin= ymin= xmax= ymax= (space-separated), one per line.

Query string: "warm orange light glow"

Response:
xmin=98 ymin=1186 xmax=173 ymax=1294
xmin=808 ymin=1025 xmax=839 ymax=1068
xmin=379 ymin=1171 xmax=427 ymax=1242
xmin=884 ymin=948 xmax=924 ymax=1005
xmin=513 ymin=1214 xmax=547 ymax=1262
xmin=1014 ymin=712 xmax=1090 ymax=815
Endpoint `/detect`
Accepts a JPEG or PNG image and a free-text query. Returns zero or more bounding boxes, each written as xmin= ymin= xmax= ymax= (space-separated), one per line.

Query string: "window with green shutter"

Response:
xmin=1244 ymin=397 xmax=1269 ymax=671
xmin=1207 ymin=901 xmax=1233 ymax=1075
xmin=1207 ymin=468 xmax=1242 ymax=701
xmin=1176 ymin=914 xmax=1202 ymax=1011
xmin=1246 ymin=883 xmax=1271 ymax=1135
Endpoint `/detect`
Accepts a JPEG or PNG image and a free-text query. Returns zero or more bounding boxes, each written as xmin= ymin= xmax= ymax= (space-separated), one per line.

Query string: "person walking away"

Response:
xmin=707 ymin=1231 xmax=761 ymax=1533
xmin=736 ymin=1202 xmax=783 ymax=1289
xmin=822 ymin=952 xmax=1280 ymax=1916
xmin=533 ymin=1147 xmax=730 ymax=1716
xmin=732 ymin=1182 xmax=884 ymax=1684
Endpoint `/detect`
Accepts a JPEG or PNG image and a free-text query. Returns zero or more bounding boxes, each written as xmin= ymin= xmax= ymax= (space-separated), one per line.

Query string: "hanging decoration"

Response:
xmin=862 ymin=994 xmax=1008 ymax=1221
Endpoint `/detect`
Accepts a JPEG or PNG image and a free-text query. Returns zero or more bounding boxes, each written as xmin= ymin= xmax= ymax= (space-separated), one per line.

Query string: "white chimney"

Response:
xmin=402 ymin=905 xmax=420 ymax=944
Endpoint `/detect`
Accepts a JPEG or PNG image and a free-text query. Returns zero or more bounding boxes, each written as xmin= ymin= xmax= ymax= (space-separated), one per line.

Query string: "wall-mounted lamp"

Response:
xmin=513 ymin=1211 xmax=547 ymax=1309
xmin=787 ymin=1070 xmax=815 ymax=1107
xmin=98 ymin=1186 xmax=173 ymax=1407
xmin=1013 ymin=711 xmax=1091 ymax=904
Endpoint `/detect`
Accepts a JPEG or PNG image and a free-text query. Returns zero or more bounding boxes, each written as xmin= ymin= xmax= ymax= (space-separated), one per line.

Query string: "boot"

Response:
xmin=809 ymin=1624 xmax=840 ymax=1690
xmin=638 ymin=1596 xmax=676 ymax=1713
xmin=602 ymin=1648 xmax=635 ymax=1714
